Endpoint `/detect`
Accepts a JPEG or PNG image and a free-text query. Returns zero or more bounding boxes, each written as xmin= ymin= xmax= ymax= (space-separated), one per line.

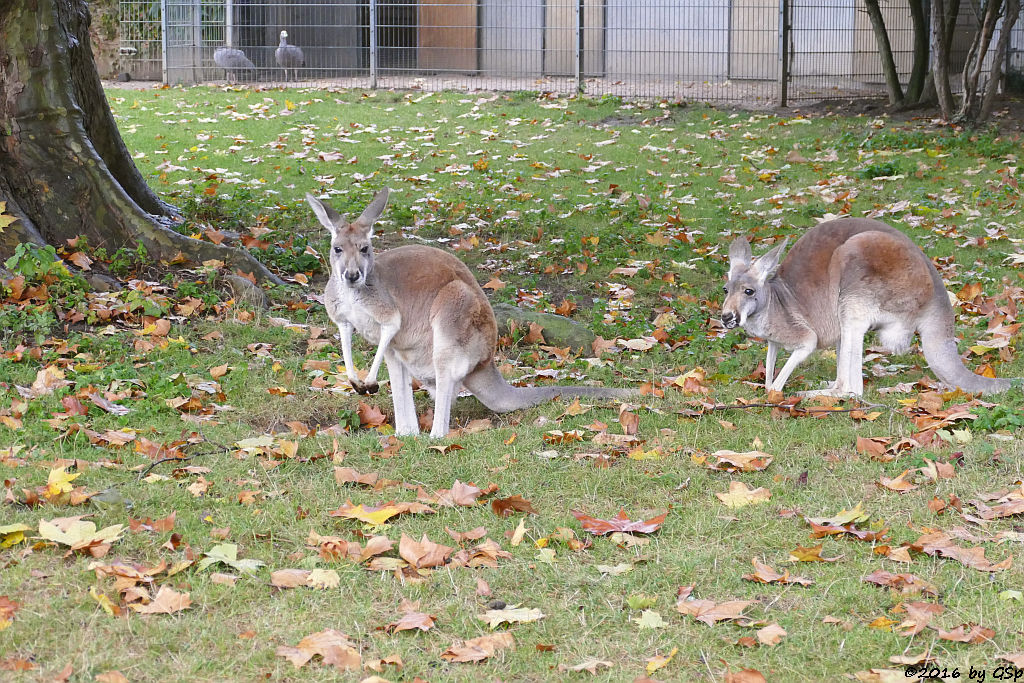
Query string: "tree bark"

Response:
xmin=931 ymin=0 xmax=959 ymax=119
xmin=957 ymin=0 xmax=1003 ymax=121
xmin=906 ymin=0 xmax=929 ymax=103
xmin=864 ymin=0 xmax=905 ymax=105
xmin=977 ymin=0 xmax=1021 ymax=122
xmin=0 ymin=0 xmax=282 ymax=284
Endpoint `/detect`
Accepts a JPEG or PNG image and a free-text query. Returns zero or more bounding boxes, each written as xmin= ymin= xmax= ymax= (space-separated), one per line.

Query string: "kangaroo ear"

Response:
xmin=354 ymin=188 xmax=390 ymax=231
xmin=752 ymin=237 xmax=789 ymax=284
xmin=728 ymin=238 xmax=752 ymax=279
xmin=306 ymin=193 xmax=345 ymax=236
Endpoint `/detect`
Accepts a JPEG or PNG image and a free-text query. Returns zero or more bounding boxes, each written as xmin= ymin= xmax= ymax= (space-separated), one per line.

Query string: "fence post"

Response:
xmin=574 ymin=0 xmax=584 ymax=94
xmin=160 ymin=0 xmax=168 ymax=84
xmin=779 ymin=0 xmax=790 ymax=107
xmin=369 ymin=0 xmax=378 ymax=89
xmin=225 ymin=0 xmax=234 ymax=47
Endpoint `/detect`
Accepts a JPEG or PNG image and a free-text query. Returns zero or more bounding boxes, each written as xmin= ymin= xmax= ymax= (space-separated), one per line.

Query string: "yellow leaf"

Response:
xmin=89 ymin=586 xmax=118 ymax=616
xmin=646 ymin=646 xmax=678 ymax=674
xmin=0 ymin=523 xmax=31 ymax=548
xmin=337 ymin=504 xmax=401 ymax=526
xmin=716 ymin=481 xmax=771 ymax=508
xmin=46 ymin=467 xmax=81 ymax=498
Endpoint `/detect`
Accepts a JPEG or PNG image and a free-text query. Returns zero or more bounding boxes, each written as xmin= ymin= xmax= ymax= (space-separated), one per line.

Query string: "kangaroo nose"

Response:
xmin=344 ymin=270 xmax=360 ymax=283
xmin=721 ymin=312 xmax=737 ymax=328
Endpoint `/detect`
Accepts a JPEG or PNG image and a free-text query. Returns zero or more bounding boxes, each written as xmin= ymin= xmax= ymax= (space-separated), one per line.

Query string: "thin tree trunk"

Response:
xmin=864 ymin=0 xmax=905 ymax=105
xmin=906 ymin=0 xmax=929 ymax=102
xmin=0 ymin=0 xmax=283 ymax=284
xmin=957 ymin=0 xmax=1003 ymax=121
xmin=978 ymin=0 xmax=1021 ymax=121
xmin=931 ymin=0 xmax=958 ymax=118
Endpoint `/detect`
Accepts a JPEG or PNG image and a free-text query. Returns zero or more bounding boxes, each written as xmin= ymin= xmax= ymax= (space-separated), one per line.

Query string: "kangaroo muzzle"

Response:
xmin=721 ymin=311 xmax=738 ymax=329
xmin=344 ymin=269 xmax=361 ymax=284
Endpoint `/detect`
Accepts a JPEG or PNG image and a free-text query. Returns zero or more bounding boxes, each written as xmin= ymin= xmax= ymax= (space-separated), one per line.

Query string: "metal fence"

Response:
xmin=118 ymin=0 xmax=1019 ymax=105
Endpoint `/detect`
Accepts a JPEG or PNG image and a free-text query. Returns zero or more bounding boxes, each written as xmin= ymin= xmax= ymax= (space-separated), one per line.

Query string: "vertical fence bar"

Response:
xmin=574 ymin=0 xmax=583 ymax=93
xmin=160 ymin=0 xmax=168 ymax=83
xmin=369 ymin=0 xmax=378 ymax=89
xmin=778 ymin=0 xmax=789 ymax=106
xmin=225 ymin=0 xmax=233 ymax=47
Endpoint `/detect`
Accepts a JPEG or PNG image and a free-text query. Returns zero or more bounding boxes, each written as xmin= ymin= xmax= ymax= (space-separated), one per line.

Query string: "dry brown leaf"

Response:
xmin=491 ymin=494 xmax=537 ymax=517
xmin=128 ymin=586 xmax=192 ymax=614
xmin=756 ymin=623 xmax=786 ymax=646
xmin=863 ymin=569 xmax=939 ymax=597
xmin=675 ymin=596 xmax=753 ymax=626
xmin=398 ymin=533 xmax=452 ymax=569
xmin=742 ymin=559 xmax=813 ymax=586
xmin=275 ymin=629 xmax=361 ymax=670
xmin=440 ymin=633 xmax=514 ymax=663
xmin=383 ymin=610 xmax=435 ymax=633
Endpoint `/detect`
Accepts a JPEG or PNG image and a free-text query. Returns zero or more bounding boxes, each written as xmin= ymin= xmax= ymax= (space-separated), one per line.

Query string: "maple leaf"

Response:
xmin=675 ymin=595 xmax=754 ymax=626
xmin=787 ymin=544 xmax=842 ymax=563
xmin=571 ymin=508 xmax=667 ymax=536
xmin=441 ymin=633 xmax=514 ymax=663
xmin=329 ymin=501 xmax=403 ymax=526
xmin=863 ymin=570 xmax=938 ymax=597
xmin=197 ymin=543 xmax=265 ymax=574
xmin=716 ymin=481 xmax=771 ymax=508
xmin=271 ymin=569 xmax=312 ymax=588
xmin=742 ymin=559 xmax=814 ymax=586
xmin=45 ymin=467 xmax=80 ymax=499
xmin=909 ymin=531 xmax=1012 ymax=572
xmin=18 ymin=365 xmax=71 ymax=399
xmin=384 ymin=610 xmax=435 ymax=633
xmin=38 ymin=517 xmax=125 ymax=555
xmin=446 ymin=526 xmax=487 ymax=544
xmin=398 ymin=533 xmax=452 ymax=569
xmin=631 ymin=609 xmax=667 ymax=629
xmin=276 ymin=629 xmax=361 ymax=670
xmin=129 ymin=586 xmax=192 ymax=614
xmin=491 ymin=494 xmax=537 ymax=517
xmin=357 ymin=401 xmax=387 ymax=428
xmin=936 ymin=624 xmax=995 ymax=644
xmin=645 ymin=646 xmax=678 ymax=674
xmin=0 ymin=523 xmax=31 ymax=549
xmin=897 ymin=601 xmax=945 ymax=636
xmin=878 ymin=469 xmax=918 ymax=493
xmin=706 ymin=450 xmax=773 ymax=472
xmin=756 ymin=623 xmax=786 ymax=646
xmin=724 ymin=666 xmax=768 ymax=683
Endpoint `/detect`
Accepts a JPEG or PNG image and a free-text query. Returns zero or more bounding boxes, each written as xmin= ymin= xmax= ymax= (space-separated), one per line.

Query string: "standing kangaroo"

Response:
xmin=721 ymin=217 xmax=1021 ymax=396
xmin=307 ymin=189 xmax=633 ymax=438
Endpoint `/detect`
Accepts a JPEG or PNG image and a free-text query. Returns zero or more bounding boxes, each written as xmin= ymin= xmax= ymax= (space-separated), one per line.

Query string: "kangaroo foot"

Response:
xmin=351 ymin=380 xmax=379 ymax=395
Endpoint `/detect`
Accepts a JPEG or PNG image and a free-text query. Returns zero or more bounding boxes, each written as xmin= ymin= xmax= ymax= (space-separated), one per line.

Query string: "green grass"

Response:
xmin=0 ymin=85 xmax=1023 ymax=681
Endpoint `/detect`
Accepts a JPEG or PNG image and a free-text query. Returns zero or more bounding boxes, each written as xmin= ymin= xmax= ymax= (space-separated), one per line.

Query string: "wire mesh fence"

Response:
xmin=117 ymin=0 xmax=1024 ymax=106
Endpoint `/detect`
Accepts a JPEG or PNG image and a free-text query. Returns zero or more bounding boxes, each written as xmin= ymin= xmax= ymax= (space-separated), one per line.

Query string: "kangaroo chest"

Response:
xmin=325 ymin=283 xmax=385 ymax=344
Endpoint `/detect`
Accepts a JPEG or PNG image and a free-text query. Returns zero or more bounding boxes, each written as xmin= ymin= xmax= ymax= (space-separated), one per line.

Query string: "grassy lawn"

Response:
xmin=1 ymin=85 xmax=1023 ymax=682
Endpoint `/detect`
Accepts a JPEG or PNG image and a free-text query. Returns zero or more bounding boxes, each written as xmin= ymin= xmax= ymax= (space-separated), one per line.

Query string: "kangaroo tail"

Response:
xmin=918 ymin=310 xmax=1018 ymax=395
xmin=462 ymin=363 xmax=634 ymax=413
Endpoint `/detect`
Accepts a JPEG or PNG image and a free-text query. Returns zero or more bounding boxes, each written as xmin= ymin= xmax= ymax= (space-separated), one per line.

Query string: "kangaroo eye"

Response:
xmin=744 ymin=288 xmax=755 ymax=296
xmin=722 ymin=285 xmax=728 ymax=294
xmin=333 ymin=247 xmax=342 ymax=254
xmin=360 ymin=246 xmax=370 ymax=255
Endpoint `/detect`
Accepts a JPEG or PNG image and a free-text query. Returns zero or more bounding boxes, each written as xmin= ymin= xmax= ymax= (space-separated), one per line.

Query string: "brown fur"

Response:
xmin=721 ymin=217 xmax=1019 ymax=396
xmin=307 ymin=189 xmax=632 ymax=438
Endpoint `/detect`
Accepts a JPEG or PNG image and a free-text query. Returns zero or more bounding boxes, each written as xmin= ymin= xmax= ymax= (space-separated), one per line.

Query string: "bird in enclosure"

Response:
xmin=213 ymin=46 xmax=255 ymax=84
xmin=275 ymin=30 xmax=305 ymax=82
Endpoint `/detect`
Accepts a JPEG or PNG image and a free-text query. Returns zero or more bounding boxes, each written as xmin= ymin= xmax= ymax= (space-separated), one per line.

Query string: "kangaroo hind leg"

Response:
xmin=386 ymin=353 xmax=419 ymax=436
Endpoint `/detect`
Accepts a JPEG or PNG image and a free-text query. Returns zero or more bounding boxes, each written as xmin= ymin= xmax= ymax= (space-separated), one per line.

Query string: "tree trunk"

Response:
xmin=977 ymin=0 xmax=1021 ymax=122
xmin=906 ymin=0 xmax=929 ymax=103
xmin=931 ymin=0 xmax=959 ymax=119
xmin=957 ymin=0 xmax=1003 ymax=121
xmin=864 ymin=0 xmax=905 ymax=105
xmin=0 ymin=0 xmax=282 ymax=284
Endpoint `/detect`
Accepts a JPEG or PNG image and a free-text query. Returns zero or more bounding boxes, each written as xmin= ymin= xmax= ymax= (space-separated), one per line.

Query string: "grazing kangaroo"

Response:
xmin=721 ymin=217 xmax=1021 ymax=396
xmin=307 ymin=189 xmax=633 ymax=438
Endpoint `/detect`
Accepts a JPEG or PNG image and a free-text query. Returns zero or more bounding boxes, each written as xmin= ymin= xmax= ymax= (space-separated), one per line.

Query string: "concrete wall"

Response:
xmin=480 ymin=0 xmax=544 ymax=75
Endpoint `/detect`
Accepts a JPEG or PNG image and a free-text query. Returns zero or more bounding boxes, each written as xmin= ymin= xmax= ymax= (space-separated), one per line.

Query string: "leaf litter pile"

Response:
xmin=0 ymin=86 xmax=1023 ymax=681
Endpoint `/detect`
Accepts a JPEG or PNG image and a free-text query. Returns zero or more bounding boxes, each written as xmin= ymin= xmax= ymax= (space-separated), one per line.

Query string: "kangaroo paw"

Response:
xmin=351 ymin=380 xmax=376 ymax=395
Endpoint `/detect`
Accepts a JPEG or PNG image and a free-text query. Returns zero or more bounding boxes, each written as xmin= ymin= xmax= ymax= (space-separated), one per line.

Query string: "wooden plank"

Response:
xmin=418 ymin=0 xmax=478 ymax=71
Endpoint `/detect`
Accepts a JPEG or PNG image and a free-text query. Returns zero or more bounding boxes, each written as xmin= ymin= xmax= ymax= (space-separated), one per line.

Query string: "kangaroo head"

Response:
xmin=720 ymin=236 xmax=788 ymax=329
xmin=305 ymin=189 xmax=390 ymax=287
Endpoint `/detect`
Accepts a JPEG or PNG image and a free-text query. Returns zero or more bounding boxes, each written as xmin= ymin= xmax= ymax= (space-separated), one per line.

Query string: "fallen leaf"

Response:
xmin=742 ymin=559 xmax=814 ymax=586
xmin=398 ymin=533 xmax=452 ymax=569
xmin=478 ymin=605 xmax=545 ymax=628
xmin=756 ymin=623 xmax=786 ymax=646
xmin=276 ymin=629 xmax=361 ymax=670
xmin=645 ymin=646 xmax=678 ymax=674
xmin=129 ymin=586 xmax=192 ymax=614
xmin=384 ymin=610 xmax=435 ymax=633
xmin=716 ymin=481 xmax=771 ymax=508
xmin=675 ymin=595 xmax=753 ymax=626
xmin=571 ymin=508 xmax=667 ymax=536
xmin=441 ymin=633 xmax=514 ymax=663
xmin=491 ymin=495 xmax=537 ymax=517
